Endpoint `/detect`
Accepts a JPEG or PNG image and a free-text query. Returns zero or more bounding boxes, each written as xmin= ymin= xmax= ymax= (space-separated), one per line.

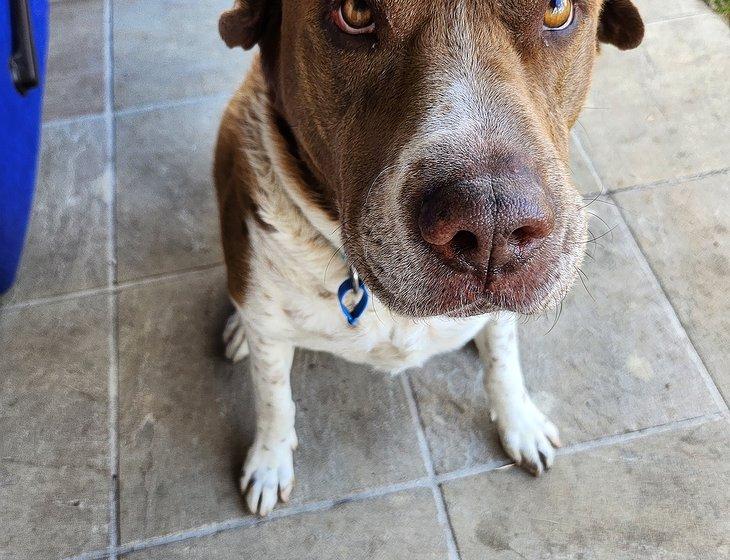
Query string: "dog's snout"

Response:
xmin=419 ymin=178 xmax=554 ymax=275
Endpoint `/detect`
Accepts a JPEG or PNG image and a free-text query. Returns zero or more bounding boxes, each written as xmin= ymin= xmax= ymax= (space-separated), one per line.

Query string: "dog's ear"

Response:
xmin=219 ymin=0 xmax=271 ymax=50
xmin=598 ymin=0 xmax=645 ymax=50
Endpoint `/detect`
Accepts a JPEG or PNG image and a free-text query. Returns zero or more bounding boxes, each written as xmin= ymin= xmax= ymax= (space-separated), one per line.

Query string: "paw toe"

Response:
xmin=245 ymin=478 xmax=264 ymax=514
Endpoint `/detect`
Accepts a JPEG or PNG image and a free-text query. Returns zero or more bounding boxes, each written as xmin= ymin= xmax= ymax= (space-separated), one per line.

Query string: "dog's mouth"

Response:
xmin=355 ymin=250 xmax=581 ymax=318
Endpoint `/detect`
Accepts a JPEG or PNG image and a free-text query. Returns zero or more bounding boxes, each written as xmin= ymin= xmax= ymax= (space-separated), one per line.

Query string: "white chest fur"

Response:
xmin=243 ymin=226 xmax=489 ymax=372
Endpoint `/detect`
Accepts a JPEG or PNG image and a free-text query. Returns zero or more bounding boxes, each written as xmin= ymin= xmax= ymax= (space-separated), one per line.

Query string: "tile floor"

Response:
xmin=1 ymin=1 xmax=728 ymax=559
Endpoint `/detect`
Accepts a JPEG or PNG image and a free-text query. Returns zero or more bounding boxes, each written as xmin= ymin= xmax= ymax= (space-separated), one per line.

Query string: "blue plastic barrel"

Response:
xmin=0 ymin=0 xmax=48 ymax=294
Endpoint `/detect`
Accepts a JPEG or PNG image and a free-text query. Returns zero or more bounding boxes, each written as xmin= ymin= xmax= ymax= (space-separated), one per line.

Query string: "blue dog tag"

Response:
xmin=337 ymin=277 xmax=369 ymax=326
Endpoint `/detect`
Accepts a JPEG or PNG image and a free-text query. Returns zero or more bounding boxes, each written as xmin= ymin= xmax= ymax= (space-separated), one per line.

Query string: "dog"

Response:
xmin=213 ymin=0 xmax=644 ymax=516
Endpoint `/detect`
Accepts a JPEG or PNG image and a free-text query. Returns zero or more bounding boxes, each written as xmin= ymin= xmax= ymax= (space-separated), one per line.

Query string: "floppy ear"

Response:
xmin=598 ymin=0 xmax=645 ymax=50
xmin=219 ymin=0 xmax=271 ymax=50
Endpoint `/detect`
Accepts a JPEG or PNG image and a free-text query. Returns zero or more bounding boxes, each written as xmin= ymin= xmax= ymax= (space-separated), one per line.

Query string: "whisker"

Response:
xmin=585 ymin=211 xmax=613 ymax=234
xmin=574 ymin=265 xmax=595 ymax=302
xmin=582 ymin=196 xmax=622 ymax=210
xmin=545 ymin=299 xmax=563 ymax=335
xmin=588 ymin=225 xmax=618 ymax=243
xmin=323 ymin=242 xmax=347 ymax=284
xmin=580 ymin=191 xmax=602 ymax=210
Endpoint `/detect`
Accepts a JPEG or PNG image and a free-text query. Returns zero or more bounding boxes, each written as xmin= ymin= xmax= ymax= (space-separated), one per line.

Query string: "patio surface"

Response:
xmin=1 ymin=1 xmax=729 ymax=558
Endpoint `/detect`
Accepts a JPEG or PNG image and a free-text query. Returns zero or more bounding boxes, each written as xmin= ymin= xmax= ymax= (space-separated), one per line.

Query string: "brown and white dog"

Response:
xmin=214 ymin=0 xmax=644 ymax=516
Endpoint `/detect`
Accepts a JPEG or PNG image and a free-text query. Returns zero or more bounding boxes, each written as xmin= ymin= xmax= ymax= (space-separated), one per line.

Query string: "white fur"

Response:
xmin=227 ymin=88 xmax=560 ymax=515
xmin=475 ymin=314 xmax=561 ymax=475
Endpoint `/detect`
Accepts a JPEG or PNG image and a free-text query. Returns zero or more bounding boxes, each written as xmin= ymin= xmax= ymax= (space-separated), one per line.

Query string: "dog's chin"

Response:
xmin=357 ymin=252 xmax=582 ymax=319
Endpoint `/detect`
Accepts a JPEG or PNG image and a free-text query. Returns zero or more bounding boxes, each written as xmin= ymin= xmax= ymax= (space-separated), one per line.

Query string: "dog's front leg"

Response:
xmin=240 ymin=333 xmax=298 ymax=516
xmin=475 ymin=314 xmax=561 ymax=475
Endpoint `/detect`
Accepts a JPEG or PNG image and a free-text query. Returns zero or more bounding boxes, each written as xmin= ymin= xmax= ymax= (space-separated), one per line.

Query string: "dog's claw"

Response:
xmin=279 ymin=480 xmax=294 ymax=503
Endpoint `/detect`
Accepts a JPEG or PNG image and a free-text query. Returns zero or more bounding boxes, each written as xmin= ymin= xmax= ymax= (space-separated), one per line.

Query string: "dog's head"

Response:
xmin=221 ymin=0 xmax=644 ymax=317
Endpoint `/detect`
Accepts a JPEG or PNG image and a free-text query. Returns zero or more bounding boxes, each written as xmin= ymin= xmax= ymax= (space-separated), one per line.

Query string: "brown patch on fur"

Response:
xmin=213 ymin=85 xmax=257 ymax=305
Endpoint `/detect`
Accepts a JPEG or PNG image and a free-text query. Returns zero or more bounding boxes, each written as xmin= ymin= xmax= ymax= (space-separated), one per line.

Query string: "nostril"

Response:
xmin=508 ymin=225 xmax=540 ymax=246
xmin=507 ymin=220 xmax=553 ymax=247
xmin=451 ymin=230 xmax=479 ymax=255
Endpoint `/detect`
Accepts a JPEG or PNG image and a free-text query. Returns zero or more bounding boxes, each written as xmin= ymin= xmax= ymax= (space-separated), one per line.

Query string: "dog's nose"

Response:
xmin=419 ymin=179 xmax=554 ymax=274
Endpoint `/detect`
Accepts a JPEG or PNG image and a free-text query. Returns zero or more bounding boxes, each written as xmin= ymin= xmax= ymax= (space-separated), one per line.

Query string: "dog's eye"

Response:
xmin=335 ymin=0 xmax=376 ymax=34
xmin=543 ymin=0 xmax=574 ymax=30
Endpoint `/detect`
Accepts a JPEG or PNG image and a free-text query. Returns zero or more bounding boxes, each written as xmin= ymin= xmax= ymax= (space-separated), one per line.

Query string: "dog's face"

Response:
xmin=221 ymin=0 xmax=644 ymax=317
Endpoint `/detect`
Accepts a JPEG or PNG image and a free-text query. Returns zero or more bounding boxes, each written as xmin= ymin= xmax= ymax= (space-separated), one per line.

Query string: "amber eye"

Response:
xmin=335 ymin=0 xmax=375 ymax=34
xmin=543 ymin=0 xmax=574 ymax=30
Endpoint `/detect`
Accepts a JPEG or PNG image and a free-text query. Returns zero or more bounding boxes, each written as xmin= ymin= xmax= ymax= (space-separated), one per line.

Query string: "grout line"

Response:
xmin=42 ymin=112 xmax=106 ymax=129
xmin=82 ymin=478 xmax=432 ymax=559
xmin=556 ymin=412 xmax=726 ymax=454
xmin=2 ymin=285 xmax=111 ymax=311
xmin=608 ymin=167 xmax=730 ymax=196
xmin=62 ymin=550 xmax=111 ymax=560
xmin=435 ymin=459 xmax=513 ymax=485
xmin=645 ymin=12 xmax=713 ymax=26
xmin=1 ymin=263 xmax=225 ymax=312
xmin=102 ymin=0 xmax=120 ymax=557
xmin=62 ymin=410 xmax=725 ymax=560
xmin=113 ymin=92 xmax=230 ymax=118
xmin=113 ymin=263 xmax=224 ymax=290
xmin=435 ymin=412 xmax=726 ymax=485
xmin=572 ymin=133 xmax=729 ymax=413
xmin=571 ymin=136 xmax=729 ymax=201
xmin=41 ymin=94 xmax=229 ymax=130
xmin=401 ymin=375 xmax=462 ymax=560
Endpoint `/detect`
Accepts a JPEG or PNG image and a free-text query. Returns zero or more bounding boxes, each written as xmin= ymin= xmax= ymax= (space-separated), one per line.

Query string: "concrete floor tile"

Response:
xmin=43 ymin=0 xmax=105 ymax=121
xmin=634 ymin=0 xmax=710 ymax=23
xmin=615 ymin=174 xmax=730 ymax=402
xmin=123 ymin=489 xmax=446 ymax=560
xmin=570 ymin=134 xmax=602 ymax=196
xmin=444 ymin=418 xmax=730 ymax=560
xmin=577 ymin=14 xmax=730 ymax=190
xmin=115 ymin=99 xmax=225 ymax=281
xmin=112 ymin=0 xmax=254 ymax=109
xmin=0 ymin=296 xmax=110 ymax=559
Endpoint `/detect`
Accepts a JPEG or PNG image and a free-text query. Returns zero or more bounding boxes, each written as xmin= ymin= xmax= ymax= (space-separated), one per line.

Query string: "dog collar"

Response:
xmin=337 ymin=265 xmax=369 ymax=326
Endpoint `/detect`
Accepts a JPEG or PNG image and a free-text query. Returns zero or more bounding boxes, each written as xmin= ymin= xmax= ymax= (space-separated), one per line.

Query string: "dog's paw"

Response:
xmin=491 ymin=396 xmax=561 ymax=476
xmin=241 ymin=433 xmax=297 ymax=516
xmin=223 ymin=312 xmax=249 ymax=363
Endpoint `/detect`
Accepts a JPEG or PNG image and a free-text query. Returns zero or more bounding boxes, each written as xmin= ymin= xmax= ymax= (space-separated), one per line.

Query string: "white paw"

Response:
xmin=241 ymin=433 xmax=298 ymax=516
xmin=223 ymin=312 xmax=249 ymax=363
xmin=491 ymin=396 xmax=561 ymax=476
